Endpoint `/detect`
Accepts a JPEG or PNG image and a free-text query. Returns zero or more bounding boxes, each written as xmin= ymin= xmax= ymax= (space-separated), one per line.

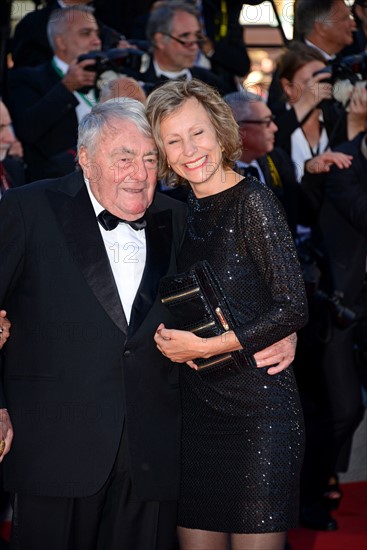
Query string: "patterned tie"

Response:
xmin=235 ymin=164 xmax=260 ymax=180
xmin=98 ymin=210 xmax=147 ymax=231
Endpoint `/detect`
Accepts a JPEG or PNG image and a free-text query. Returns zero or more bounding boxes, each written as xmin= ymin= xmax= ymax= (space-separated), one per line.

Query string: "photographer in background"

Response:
xmin=309 ymin=88 xmax=367 ymax=517
xmin=6 ymin=6 xmax=101 ymax=182
xmin=286 ymin=79 xmax=367 ymax=530
xmin=268 ymin=0 xmax=356 ymax=113
xmin=11 ymin=0 xmax=133 ymax=69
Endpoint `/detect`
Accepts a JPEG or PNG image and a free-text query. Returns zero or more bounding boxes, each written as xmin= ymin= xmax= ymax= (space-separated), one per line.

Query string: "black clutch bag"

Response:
xmin=159 ymin=260 xmax=256 ymax=379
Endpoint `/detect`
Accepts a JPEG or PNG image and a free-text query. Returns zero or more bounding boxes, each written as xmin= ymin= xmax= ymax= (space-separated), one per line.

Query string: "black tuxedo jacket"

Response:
xmin=0 ymin=170 xmax=187 ymax=500
xmin=7 ymin=62 xmax=80 ymax=182
xmin=140 ymin=59 xmax=234 ymax=97
xmin=317 ymin=133 xmax=367 ymax=305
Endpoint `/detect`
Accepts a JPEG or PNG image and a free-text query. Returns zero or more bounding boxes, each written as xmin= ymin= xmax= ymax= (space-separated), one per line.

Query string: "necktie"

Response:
xmin=98 ymin=209 xmax=147 ymax=231
xmin=235 ymin=164 xmax=260 ymax=180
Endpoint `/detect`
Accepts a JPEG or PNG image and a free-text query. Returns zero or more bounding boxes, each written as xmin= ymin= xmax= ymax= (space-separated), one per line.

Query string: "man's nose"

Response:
xmin=2 ymin=125 xmax=16 ymax=146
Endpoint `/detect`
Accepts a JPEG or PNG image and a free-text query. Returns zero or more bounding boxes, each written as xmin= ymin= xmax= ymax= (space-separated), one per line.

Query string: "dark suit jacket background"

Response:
xmin=0 ymin=171 xmax=187 ymax=500
xmin=6 ymin=62 xmax=81 ymax=182
xmin=318 ymin=133 xmax=367 ymax=304
xmin=11 ymin=0 xmax=125 ymax=68
xmin=140 ymin=59 xmax=235 ymax=97
xmin=257 ymin=147 xmax=299 ymax=236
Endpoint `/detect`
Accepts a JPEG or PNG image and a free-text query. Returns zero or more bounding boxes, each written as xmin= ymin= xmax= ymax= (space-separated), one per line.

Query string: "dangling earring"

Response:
xmin=167 ymin=162 xmax=171 ymax=169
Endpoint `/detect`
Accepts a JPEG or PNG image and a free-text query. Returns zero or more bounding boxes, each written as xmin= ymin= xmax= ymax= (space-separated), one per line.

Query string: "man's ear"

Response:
xmin=54 ymin=33 xmax=67 ymax=56
xmin=314 ymin=20 xmax=328 ymax=41
xmin=154 ymin=32 xmax=166 ymax=51
xmin=280 ymin=77 xmax=292 ymax=100
xmin=78 ymin=146 xmax=89 ymax=174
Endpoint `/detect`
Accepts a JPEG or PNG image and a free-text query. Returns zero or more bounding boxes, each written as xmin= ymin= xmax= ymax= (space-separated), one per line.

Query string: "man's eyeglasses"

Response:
xmin=163 ymin=33 xmax=206 ymax=48
xmin=237 ymin=115 xmax=276 ymax=128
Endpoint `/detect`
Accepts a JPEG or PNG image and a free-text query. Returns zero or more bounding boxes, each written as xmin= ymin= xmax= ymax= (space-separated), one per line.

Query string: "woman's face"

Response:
xmin=283 ymin=60 xmax=327 ymax=104
xmin=159 ymin=97 xmax=224 ymax=196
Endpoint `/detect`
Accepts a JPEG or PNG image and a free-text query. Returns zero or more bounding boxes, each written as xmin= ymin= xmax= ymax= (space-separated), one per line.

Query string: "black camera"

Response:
xmin=315 ymin=289 xmax=357 ymax=329
xmin=313 ymin=52 xmax=367 ymax=107
xmin=78 ymin=47 xmax=146 ymax=76
xmin=76 ymin=47 xmax=146 ymax=93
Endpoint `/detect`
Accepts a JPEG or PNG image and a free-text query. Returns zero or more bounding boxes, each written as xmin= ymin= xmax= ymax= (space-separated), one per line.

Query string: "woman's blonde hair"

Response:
xmin=146 ymin=79 xmax=242 ymax=184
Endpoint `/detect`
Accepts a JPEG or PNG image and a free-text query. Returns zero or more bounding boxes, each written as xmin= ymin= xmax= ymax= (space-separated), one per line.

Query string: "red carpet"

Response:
xmin=288 ymin=482 xmax=367 ymax=550
xmin=0 ymin=482 xmax=366 ymax=547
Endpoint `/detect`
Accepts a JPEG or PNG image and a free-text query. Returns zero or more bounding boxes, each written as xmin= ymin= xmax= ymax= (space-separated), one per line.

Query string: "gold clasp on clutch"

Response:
xmin=215 ymin=307 xmax=229 ymax=331
xmin=191 ymin=321 xmax=216 ymax=334
xmin=161 ymin=286 xmax=200 ymax=304
xmin=197 ymin=354 xmax=232 ymax=370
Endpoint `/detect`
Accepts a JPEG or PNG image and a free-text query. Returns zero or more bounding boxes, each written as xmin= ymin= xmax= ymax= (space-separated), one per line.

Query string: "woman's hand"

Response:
xmin=0 ymin=409 xmax=13 ymax=462
xmin=154 ymin=323 xmax=207 ymax=369
xmin=292 ymin=71 xmax=333 ymax=122
xmin=0 ymin=311 xmax=11 ymax=350
xmin=305 ymin=151 xmax=353 ymax=174
xmin=347 ymin=84 xmax=367 ymax=140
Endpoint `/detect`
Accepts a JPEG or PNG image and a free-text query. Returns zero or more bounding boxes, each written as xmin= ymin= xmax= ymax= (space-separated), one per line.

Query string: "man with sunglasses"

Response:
xmin=140 ymin=0 xmax=235 ymax=96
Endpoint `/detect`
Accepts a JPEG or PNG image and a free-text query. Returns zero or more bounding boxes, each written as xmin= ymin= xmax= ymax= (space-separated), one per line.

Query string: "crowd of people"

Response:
xmin=0 ymin=0 xmax=366 ymax=549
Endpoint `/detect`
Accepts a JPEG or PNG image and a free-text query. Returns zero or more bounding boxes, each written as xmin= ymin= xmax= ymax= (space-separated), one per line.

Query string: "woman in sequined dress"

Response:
xmin=147 ymin=80 xmax=308 ymax=550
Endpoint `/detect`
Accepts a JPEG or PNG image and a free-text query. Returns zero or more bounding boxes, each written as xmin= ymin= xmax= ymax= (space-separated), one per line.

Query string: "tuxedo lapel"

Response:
xmin=257 ymin=156 xmax=271 ymax=187
xmin=46 ymin=172 xmax=128 ymax=334
xmin=128 ymin=207 xmax=173 ymax=335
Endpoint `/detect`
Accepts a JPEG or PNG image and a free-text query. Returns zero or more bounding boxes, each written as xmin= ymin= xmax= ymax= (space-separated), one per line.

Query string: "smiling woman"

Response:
xmin=146 ymin=79 xmax=308 ymax=550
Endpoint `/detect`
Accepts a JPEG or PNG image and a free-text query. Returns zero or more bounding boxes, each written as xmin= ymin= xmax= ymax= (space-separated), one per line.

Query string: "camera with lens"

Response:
xmin=313 ymin=52 xmax=367 ymax=108
xmin=315 ymin=289 xmax=357 ymax=329
xmin=76 ymin=47 xmax=147 ymax=93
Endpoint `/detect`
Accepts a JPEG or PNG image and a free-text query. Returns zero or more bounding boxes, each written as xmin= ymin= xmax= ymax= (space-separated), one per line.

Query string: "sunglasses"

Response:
xmin=238 ymin=115 xmax=276 ymax=128
xmin=163 ymin=33 xmax=206 ymax=48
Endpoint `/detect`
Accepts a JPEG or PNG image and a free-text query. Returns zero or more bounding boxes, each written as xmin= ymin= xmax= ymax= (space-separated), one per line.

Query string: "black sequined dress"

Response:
xmin=177 ymin=178 xmax=308 ymax=533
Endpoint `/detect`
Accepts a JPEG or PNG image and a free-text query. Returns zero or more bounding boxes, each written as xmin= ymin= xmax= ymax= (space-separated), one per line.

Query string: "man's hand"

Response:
xmin=0 ymin=310 xmax=10 ymax=350
xmin=62 ymin=58 xmax=98 ymax=93
xmin=253 ymin=333 xmax=298 ymax=375
xmin=0 ymin=408 xmax=13 ymax=462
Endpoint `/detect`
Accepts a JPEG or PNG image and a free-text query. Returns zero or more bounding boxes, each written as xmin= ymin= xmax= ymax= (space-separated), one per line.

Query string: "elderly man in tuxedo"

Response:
xmin=0 ymin=98 xmax=187 ymax=550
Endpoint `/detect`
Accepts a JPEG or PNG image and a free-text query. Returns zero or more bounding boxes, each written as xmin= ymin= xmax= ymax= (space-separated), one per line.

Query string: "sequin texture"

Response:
xmin=177 ymin=177 xmax=308 ymax=533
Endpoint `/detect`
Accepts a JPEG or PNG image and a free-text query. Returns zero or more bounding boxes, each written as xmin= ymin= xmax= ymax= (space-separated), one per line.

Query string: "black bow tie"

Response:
xmin=97 ymin=210 xmax=147 ymax=231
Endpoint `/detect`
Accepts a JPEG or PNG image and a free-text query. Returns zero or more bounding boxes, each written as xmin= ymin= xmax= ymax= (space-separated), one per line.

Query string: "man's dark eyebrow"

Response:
xmin=143 ymin=149 xmax=158 ymax=157
xmin=111 ymin=146 xmax=135 ymax=157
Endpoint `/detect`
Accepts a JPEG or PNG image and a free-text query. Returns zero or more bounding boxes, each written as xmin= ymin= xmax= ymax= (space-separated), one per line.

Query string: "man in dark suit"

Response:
xmin=10 ymin=0 xmax=132 ymax=68
xmin=7 ymin=6 xmax=101 ymax=182
xmin=0 ymin=98 xmax=187 ymax=550
xmin=140 ymin=0 xmax=234 ymax=96
xmin=225 ymin=90 xmax=299 ymax=235
xmin=313 ymin=129 xmax=367 ymax=496
xmin=0 ymin=99 xmax=25 ymax=196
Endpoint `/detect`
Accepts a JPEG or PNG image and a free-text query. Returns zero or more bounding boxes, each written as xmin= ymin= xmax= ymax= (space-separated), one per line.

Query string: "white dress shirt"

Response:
xmin=85 ymin=180 xmax=146 ymax=324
